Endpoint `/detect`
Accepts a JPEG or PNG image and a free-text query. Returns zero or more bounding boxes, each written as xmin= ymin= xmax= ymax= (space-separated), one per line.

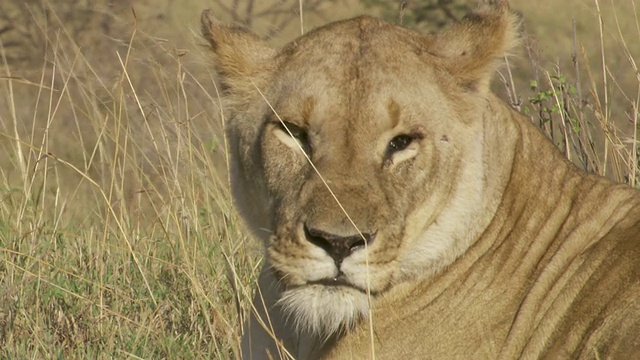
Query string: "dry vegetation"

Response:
xmin=0 ymin=0 xmax=638 ymax=358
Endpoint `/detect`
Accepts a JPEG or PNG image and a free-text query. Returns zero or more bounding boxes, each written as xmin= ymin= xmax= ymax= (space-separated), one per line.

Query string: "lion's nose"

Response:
xmin=304 ymin=225 xmax=375 ymax=266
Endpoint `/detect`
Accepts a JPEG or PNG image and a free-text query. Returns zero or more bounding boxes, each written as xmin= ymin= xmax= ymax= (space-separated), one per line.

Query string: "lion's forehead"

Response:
xmin=263 ymin=17 xmax=461 ymax=163
xmin=276 ymin=16 xmax=440 ymax=86
xmin=286 ymin=17 xmax=432 ymax=57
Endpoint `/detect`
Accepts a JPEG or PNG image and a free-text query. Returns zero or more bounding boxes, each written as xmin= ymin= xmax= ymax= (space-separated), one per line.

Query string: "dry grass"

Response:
xmin=0 ymin=1 xmax=254 ymax=357
xmin=507 ymin=0 xmax=640 ymax=183
xmin=0 ymin=0 xmax=638 ymax=358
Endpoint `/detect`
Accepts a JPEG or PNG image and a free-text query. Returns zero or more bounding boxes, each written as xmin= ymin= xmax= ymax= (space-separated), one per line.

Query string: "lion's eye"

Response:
xmin=388 ymin=134 xmax=414 ymax=153
xmin=276 ymin=121 xmax=307 ymax=142
xmin=274 ymin=121 xmax=311 ymax=154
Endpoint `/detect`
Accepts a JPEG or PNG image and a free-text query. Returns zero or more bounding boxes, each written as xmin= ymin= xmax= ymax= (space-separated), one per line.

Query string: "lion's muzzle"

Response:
xmin=303 ymin=224 xmax=376 ymax=266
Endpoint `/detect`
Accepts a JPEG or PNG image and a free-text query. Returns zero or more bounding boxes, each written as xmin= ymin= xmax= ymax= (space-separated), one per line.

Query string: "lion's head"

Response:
xmin=202 ymin=0 xmax=520 ymax=339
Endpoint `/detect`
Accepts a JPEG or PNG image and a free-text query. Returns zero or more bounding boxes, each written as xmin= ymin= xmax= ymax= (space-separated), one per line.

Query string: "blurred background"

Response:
xmin=0 ymin=0 xmax=638 ymax=358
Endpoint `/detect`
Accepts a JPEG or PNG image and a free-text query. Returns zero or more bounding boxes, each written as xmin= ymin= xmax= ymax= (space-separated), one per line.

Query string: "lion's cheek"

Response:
xmin=260 ymin=137 xmax=308 ymax=196
xmin=268 ymin=242 xmax=337 ymax=286
xmin=341 ymin=258 xmax=397 ymax=293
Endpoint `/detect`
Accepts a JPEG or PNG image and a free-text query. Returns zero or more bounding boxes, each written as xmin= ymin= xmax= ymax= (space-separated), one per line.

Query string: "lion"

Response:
xmin=201 ymin=0 xmax=640 ymax=358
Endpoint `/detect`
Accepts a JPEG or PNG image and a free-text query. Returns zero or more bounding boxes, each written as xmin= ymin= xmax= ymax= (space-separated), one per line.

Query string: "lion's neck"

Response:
xmin=485 ymin=107 xmax=639 ymax=271
xmin=470 ymin=109 xmax=640 ymax=357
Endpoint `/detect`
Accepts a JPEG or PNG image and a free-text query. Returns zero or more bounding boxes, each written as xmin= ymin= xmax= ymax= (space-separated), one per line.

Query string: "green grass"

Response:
xmin=0 ymin=0 xmax=638 ymax=358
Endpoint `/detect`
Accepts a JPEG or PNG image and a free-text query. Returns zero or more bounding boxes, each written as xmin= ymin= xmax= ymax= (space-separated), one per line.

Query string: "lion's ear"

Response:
xmin=433 ymin=0 xmax=520 ymax=92
xmin=201 ymin=9 xmax=276 ymax=96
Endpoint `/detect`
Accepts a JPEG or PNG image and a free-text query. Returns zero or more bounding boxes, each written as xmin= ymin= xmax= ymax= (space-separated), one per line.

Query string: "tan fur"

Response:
xmin=201 ymin=1 xmax=640 ymax=359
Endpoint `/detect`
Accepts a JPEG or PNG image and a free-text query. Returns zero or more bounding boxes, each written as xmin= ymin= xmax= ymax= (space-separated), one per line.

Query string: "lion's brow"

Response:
xmin=387 ymin=98 xmax=401 ymax=128
xmin=301 ymin=96 xmax=315 ymax=126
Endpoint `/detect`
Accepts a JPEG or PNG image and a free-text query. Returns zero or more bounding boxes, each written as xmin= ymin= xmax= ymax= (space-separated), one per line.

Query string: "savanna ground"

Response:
xmin=0 ymin=0 xmax=638 ymax=358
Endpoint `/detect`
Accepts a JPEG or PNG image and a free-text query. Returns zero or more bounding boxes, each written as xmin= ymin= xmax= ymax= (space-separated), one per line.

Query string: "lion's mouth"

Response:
xmin=308 ymin=274 xmax=377 ymax=295
xmin=310 ymin=275 xmax=352 ymax=287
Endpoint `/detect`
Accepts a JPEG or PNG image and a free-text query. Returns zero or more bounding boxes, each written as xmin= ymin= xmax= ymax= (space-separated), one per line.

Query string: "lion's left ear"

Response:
xmin=201 ymin=9 xmax=276 ymax=97
xmin=433 ymin=0 xmax=521 ymax=92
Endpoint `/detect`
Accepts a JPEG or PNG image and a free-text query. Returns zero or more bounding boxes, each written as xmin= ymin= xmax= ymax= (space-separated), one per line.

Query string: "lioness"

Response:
xmin=201 ymin=0 xmax=640 ymax=358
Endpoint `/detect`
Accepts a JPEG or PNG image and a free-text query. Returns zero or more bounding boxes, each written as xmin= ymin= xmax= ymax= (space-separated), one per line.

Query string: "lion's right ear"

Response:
xmin=432 ymin=0 xmax=520 ymax=92
xmin=201 ymin=9 xmax=276 ymax=96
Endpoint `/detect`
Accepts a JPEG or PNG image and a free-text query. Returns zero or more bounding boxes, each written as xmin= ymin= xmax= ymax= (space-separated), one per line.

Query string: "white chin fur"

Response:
xmin=277 ymin=285 xmax=370 ymax=338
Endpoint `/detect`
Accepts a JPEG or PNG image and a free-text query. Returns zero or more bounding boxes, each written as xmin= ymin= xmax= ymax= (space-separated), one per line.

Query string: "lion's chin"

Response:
xmin=277 ymin=284 xmax=370 ymax=338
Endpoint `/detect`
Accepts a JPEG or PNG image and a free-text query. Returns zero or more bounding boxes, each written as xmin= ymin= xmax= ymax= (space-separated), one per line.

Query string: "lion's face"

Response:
xmin=202 ymin=5 xmax=519 ymax=337
xmin=260 ymin=33 xmax=488 ymax=335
